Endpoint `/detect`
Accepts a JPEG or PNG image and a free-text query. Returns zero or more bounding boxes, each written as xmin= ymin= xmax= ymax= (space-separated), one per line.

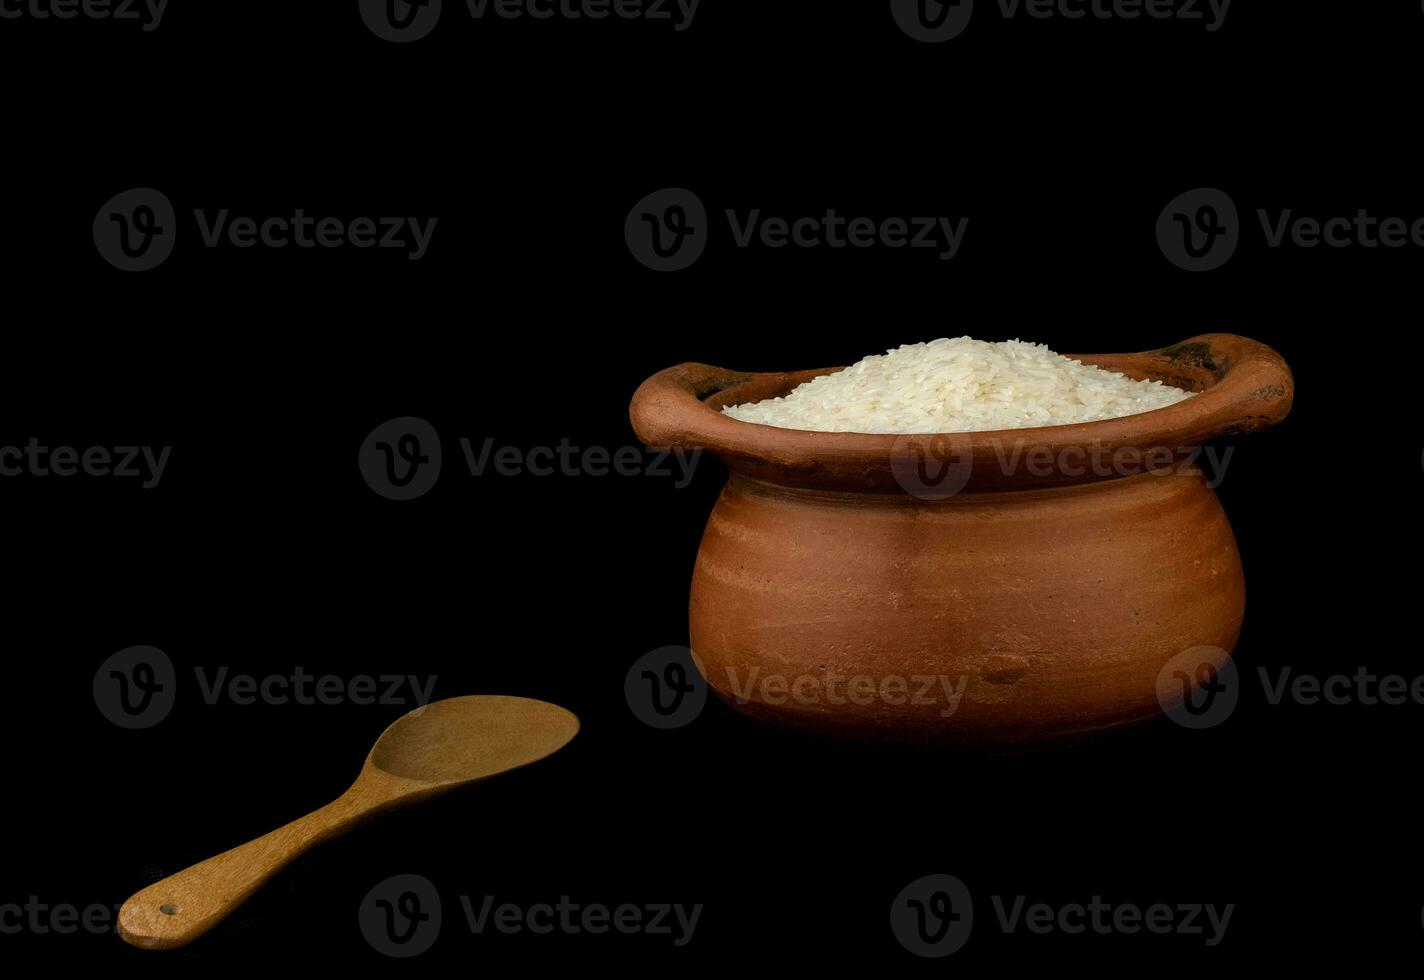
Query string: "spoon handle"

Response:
xmin=118 ymin=793 xmax=376 ymax=950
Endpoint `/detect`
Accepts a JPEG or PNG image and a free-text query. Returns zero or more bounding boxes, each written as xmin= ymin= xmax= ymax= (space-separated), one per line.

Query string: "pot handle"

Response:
xmin=1153 ymin=333 xmax=1294 ymax=442
xmin=629 ymin=362 xmax=759 ymax=453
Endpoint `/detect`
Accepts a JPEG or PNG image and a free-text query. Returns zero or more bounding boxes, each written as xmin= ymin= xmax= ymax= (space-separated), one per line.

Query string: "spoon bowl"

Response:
xmin=367 ymin=695 xmax=579 ymax=785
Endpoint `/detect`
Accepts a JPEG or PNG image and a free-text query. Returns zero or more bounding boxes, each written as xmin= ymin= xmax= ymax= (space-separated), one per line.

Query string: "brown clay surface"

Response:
xmin=690 ymin=470 xmax=1242 ymax=742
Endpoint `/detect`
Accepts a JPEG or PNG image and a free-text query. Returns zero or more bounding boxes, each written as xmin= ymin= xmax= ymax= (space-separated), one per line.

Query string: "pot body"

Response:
xmin=689 ymin=468 xmax=1242 ymax=743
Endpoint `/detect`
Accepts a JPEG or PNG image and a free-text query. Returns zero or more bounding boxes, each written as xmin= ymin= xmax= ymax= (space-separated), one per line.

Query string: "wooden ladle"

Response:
xmin=118 ymin=695 xmax=579 ymax=950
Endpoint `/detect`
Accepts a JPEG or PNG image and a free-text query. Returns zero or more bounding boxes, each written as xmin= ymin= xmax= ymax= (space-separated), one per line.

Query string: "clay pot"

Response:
xmin=630 ymin=334 xmax=1293 ymax=744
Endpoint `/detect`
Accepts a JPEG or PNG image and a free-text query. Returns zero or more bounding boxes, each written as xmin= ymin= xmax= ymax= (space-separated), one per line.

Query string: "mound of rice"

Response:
xmin=720 ymin=337 xmax=1194 ymax=434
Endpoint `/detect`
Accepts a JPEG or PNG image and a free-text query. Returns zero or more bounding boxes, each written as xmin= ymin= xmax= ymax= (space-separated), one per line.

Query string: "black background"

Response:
xmin=2 ymin=0 xmax=1418 ymax=967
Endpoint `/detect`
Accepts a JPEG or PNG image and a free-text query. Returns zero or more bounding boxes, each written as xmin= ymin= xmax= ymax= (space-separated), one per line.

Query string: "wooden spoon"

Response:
xmin=117 ymin=695 xmax=579 ymax=950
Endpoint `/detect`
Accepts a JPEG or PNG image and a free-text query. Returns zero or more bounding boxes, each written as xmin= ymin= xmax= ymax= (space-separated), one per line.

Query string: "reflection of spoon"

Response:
xmin=118 ymin=695 xmax=579 ymax=950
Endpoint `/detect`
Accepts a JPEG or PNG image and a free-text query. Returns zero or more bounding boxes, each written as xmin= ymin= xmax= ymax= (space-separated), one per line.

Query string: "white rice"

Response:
xmin=720 ymin=337 xmax=1194 ymax=434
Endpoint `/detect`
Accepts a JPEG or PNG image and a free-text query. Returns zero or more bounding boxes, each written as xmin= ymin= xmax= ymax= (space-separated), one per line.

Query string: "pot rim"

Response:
xmin=630 ymin=333 xmax=1293 ymax=493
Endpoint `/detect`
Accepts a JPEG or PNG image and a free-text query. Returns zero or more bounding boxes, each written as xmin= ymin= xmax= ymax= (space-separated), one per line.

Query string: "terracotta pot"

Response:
xmin=630 ymin=334 xmax=1293 ymax=744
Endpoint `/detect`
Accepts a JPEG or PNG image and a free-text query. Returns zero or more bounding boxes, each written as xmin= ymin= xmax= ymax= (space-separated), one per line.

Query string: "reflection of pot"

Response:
xmin=631 ymin=334 xmax=1293 ymax=744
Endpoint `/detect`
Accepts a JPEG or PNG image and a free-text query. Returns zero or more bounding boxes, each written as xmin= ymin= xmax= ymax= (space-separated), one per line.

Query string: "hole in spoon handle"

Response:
xmin=118 ymin=796 xmax=366 ymax=950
